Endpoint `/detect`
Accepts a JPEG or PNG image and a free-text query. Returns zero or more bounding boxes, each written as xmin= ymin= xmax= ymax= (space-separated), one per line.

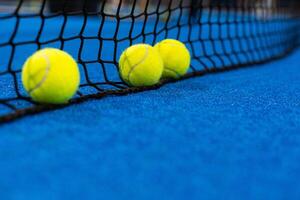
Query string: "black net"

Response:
xmin=0 ymin=0 xmax=299 ymax=123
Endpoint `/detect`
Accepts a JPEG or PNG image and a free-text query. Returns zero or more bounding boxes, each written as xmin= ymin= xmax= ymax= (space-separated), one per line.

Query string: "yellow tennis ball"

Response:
xmin=119 ymin=44 xmax=164 ymax=87
xmin=22 ymin=48 xmax=80 ymax=104
xmin=154 ymin=39 xmax=191 ymax=79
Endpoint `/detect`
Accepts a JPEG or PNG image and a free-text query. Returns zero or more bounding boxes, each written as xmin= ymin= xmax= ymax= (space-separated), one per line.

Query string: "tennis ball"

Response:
xmin=154 ymin=39 xmax=191 ymax=79
xmin=22 ymin=48 xmax=80 ymax=104
xmin=119 ymin=44 xmax=164 ymax=87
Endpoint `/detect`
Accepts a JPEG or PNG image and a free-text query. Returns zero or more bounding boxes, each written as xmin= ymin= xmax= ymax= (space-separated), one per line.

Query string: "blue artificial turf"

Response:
xmin=0 ymin=47 xmax=300 ymax=199
xmin=0 ymin=9 xmax=300 ymax=200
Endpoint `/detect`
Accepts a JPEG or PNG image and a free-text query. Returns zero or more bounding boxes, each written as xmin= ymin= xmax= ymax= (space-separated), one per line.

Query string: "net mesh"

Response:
xmin=0 ymin=0 xmax=299 ymax=123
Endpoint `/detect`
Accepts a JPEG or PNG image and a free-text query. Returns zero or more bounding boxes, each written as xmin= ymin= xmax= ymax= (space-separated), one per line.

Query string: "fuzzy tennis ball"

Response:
xmin=154 ymin=39 xmax=191 ymax=79
xmin=119 ymin=44 xmax=164 ymax=87
xmin=22 ymin=48 xmax=80 ymax=104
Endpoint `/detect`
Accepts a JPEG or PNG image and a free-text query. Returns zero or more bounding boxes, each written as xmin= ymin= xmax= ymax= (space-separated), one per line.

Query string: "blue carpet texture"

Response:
xmin=0 ymin=6 xmax=300 ymax=200
xmin=0 ymin=45 xmax=299 ymax=199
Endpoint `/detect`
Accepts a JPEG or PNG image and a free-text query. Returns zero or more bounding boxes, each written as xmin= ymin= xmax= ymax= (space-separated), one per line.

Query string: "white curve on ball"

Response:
xmin=156 ymin=42 xmax=182 ymax=78
xmin=123 ymin=46 xmax=149 ymax=85
xmin=164 ymin=67 xmax=182 ymax=78
xmin=28 ymin=54 xmax=51 ymax=95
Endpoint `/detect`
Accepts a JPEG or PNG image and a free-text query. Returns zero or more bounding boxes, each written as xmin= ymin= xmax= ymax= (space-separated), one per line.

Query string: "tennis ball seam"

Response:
xmin=122 ymin=45 xmax=149 ymax=86
xmin=164 ymin=66 xmax=182 ymax=78
xmin=119 ymin=53 xmax=132 ymax=84
xmin=26 ymin=54 xmax=51 ymax=95
xmin=155 ymin=39 xmax=190 ymax=79
xmin=156 ymin=41 xmax=188 ymax=78
xmin=22 ymin=48 xmax=80 ymax=104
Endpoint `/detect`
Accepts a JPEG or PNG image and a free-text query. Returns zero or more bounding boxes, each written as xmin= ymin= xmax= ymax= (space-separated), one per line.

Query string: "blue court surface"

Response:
xmin=0 ymin=48 xmax=300 ymax=199
xmin=0 ymin=9 xmax=300 ymax=200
